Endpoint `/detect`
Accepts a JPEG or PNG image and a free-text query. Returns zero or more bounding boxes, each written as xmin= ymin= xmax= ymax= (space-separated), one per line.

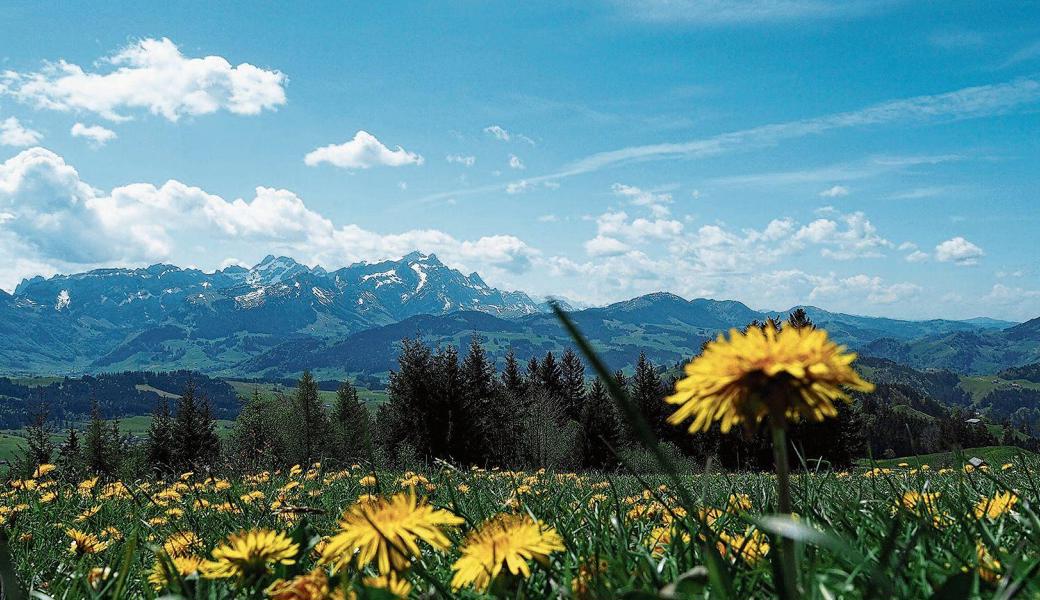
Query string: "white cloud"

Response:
xmin=508 ymin=154 xmax=525 ymax=170
xmin=793 ymin=211 xmax=891 ymax=259
xmin=905 ymin=250 xmax=929 ymax=263
xmin=0 ymin=117 xmax=42 ymax=146
xmin=505 ymin=179 xmax=532 ymax=194
xmin=809 ymin=273 xmax=920 ymax=305
xmin=935 ymin=236 xmax=984 ymax=265
xmin=446 ymin=154 xmax=476 ymax=167
xmin=584 ymin=235 xmax=630 ymax=257
xmin=483 ymin=124 xmax=535 ymax=145
xmin=70 ymin=123 xmax=116 ymax=147
xmin=819 ymin=185 xmax=849 ymax=197
xmin=611 ymin=183 xmax=673 ymax=216
xmin=2 ymin=37 xmax=286 ymax=122
xmin=304 ymin=131 xmax=424 ymax=169
xmin=0 ymin=147 xmax=537 ymax=291
xmin=538 ymin=214 xmax=559 ymax=223
xmin=484 ymin=125 xmax=511 ymax=141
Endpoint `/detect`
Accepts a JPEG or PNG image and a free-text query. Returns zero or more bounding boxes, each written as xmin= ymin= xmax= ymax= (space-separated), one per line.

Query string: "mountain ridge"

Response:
xmin=0 ymin=257 xmax=1034 ymax=378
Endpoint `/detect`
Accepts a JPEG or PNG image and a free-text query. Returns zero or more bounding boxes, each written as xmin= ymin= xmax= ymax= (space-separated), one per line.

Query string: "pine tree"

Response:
xmin=526 ymin=356 xmax=541 ymax=388
xmin=631 ymin=353 xmax=666 ymax=440
xmin=57 ymin=426 xmax=83 ymax=477
xmin=146 ymin=397 xmax=174 ymax=472
xmin=559 ymin=349 xmax=587 ymax=421
xmin=331 ymin=381 xmax=371 ymax=464
xmin=501 ymin=348 xmax=525 ymax=396
xmin=84 ymin=397 xmax=118 ymax=475
xmin=382 ymin=338 xmax=436 ymax=461
xmin=787 ymin=308 xmax=815 ymax=330
xmin=231 ymin=388 xmax=274 ymax=471
xmin=23 ymin=408 xmax=54 ymax=472
xmin=171 ymin=380 xmax=220 ymax=470
xmin=539 ymin=351 xmax=563 ymax=398
xmin=581 ymin=378 xmax=621 ymax=468
xmin=290 ymin=371 xmax=330 ymax=465
xmin=462 ymin=336 xmax=497 ymax=462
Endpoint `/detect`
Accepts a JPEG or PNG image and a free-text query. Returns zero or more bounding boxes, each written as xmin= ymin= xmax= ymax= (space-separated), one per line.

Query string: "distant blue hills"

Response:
xmin=1 ymin=254 xmax=1035 ymax=379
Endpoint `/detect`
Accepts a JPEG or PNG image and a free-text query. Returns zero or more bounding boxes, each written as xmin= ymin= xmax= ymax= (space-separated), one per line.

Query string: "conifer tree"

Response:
xmin=539 ymin=351 xmax=563 ymax=398
xmin=231 ymin=388 xmax=275 ymax=471
xmin=787 ymin=308 xmax=815 ymax=330
xmin=23 ymin=408 xmax=54 ymax=471
xmin=581 ymin=378 xmax=621 ymax=468
xmin=171 ymin=380 xmax=220 ymax=470
xmin=632 ymin=353 xmax=666 ymax=437
xmin=84 ymin=397 xmax=118 ymax=475
xmin=462 ymin=336 xmax=497 ymax=462
xmin=560 ymin=349 xmax=587 ymax=421
xmin=290 ymin=371 xmax=330 ymax=465
xmin=57 ymin=426 xmax=83 ymax=477
xmin=146 ymin=397 xmax=174 ymax=472
xmin=331 ymin=381 xmax=371 ymax=464
xmin=501 ymin=348 xmax=525 ymax=396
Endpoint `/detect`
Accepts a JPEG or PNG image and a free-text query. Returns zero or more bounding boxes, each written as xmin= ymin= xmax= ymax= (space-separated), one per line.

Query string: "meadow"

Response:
xmin=1 ymin=456 xmax=1036 ymax=599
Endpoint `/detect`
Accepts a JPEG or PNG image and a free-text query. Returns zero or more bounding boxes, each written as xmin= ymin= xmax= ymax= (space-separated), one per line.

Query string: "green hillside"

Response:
xmin=863 ymin=445 xmax=1037 ymax=469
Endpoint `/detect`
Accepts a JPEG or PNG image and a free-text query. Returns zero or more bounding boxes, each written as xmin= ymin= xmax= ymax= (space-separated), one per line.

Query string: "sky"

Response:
xmin=0 ymin=1 xmax=1038 ymax=320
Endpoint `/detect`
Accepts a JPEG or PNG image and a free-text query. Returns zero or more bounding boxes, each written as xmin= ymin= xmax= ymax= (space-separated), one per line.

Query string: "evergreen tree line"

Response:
xmin=14 ymin=308 xmax=1038 ymax=478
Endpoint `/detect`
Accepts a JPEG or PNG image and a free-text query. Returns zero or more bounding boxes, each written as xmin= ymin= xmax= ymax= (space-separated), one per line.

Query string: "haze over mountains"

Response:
xmin=1 ymin=254 xmax=1036 ymax=379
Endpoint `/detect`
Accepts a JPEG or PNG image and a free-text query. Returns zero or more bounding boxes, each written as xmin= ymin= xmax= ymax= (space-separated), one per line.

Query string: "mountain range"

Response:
xmin=1 ymin=254 xmax=1036 ymax=379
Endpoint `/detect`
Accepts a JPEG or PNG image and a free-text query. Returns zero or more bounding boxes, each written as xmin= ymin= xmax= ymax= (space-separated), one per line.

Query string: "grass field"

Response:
xmin=863 ymin=445 xmax=1037 ymax=469
xmin=225 ymin=380 xmax=388 ymax=409
xmin=2 ymin=457 xmax=1037 ymax=598
xmin=959 ymin=375 xmax=1040 ymax=402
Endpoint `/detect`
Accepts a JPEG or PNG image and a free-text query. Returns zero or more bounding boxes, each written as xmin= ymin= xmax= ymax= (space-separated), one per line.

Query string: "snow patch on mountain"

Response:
xmin=55 ymin=290 xmax=71 ymax=311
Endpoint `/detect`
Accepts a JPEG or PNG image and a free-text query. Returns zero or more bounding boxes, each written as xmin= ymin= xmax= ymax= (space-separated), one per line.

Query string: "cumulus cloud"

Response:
xmin=304 ymin=131 xmax=424 ymax=169
xmin=0 ymin=117 xmax=42 ymax=146
xmin=508 ymin=154 xmax=525 ymax=170
xmin=935 ymin=236 xmax=984 ymax=265
xmin=2 ymin=37 xmax=287 ymax=122
xmin=819 ymin=185 xmax=849 ymax=197
xmin=0 ymin=147 xmax=536 ymax=291
xmin=70 ymin=123 xmax=117 ymax=147
xmin=905 ymin=250 xmax=929 ymax=263
xmin=809 ymin=273 xmax=920 ymax=305
xmin=793 ymin=212 xmax=891 ymax=259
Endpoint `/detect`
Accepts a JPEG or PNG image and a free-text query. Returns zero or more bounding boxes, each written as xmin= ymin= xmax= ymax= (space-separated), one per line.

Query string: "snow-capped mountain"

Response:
xmin=1 ymin=253 xmax=542 ymax=374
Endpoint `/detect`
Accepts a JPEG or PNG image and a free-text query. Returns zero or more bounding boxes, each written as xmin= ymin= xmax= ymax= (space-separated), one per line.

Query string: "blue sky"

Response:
xmin=0 ymin=1 xmax=1038 ymax=320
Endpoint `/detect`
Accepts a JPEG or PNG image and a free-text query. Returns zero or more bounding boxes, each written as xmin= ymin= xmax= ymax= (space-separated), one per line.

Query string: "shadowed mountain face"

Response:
xmin=0 ymin=257 xmax=1030 ymax=378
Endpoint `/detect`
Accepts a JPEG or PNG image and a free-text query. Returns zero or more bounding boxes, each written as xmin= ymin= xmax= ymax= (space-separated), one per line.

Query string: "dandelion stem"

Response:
xmin=770 ymin=419 xmax=800 ymax=599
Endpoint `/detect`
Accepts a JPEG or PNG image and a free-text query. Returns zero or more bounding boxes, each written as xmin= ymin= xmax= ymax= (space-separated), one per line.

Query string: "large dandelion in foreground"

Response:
xmin=201 ymin=529 xmax=299 ymax=582
xmin=667 ymin=322 xmax=873 ymax=596
xmin=321 ymin=490 xmax=462 ymax=574
xmin=666 ymin=324 xmax=874 ymax=434
xmin=451 ymin=513 xmax=565 ymax=592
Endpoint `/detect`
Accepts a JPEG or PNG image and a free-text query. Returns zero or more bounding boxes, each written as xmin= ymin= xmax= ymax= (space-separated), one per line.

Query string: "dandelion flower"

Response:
xmin=32 ymin=464 xmax=56 ymax=478
xmin=974 ymin=491 xmax=1018 ymax=520
xmin=977 ymin=542 xmax=1002 ymax=583
xmin=201 ymin=529 xmax=298 ymax=582
xmin=667 ymin=326 xmax=873 ymax=434
xmin=451 ymin=513 xmax=565 ymax=592
xmin=363 ymin=572 xmax=413 ymax=598
xmin=266 ymin=568 xmax=330 ymax=600
xmin=717 ymin=530 xmax=770 ymax=565
xmin=149 ymin=555 xmax=204 ymax=591
xmin=67 ymin=528 xmax=109 ymax=556
xmin=321 ymin=490 xmax=462 ymax=574
xmin=163 ymin=531 xmax=203 ymax=558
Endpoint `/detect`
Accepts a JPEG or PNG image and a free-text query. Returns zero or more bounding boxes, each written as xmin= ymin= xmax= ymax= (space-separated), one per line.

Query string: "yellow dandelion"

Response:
xmin=87 ymin=566 xmax=113 ymax=589
xmin=149 ymin=555 xmax=204 ymax=591
xmin=363 ymin=572 xmax=413 ymax=598
xmin=451 ymin=513 xmax=565 ymax=592
xmin=163 ymin=531 xmax=203 ymax=558
xmin=75 ymin=504 xmax=102 ymax=522
xmin=974 ymin=491 xmax=1018 ymax=520
xmin=321 ymin=490 xmax=462 ymax=574
xmin=32 ymin=464 xmax=56 ymax=478
xmin=717 ymin=530 xmax=770 ymax=565
xmin=266 ymin=568 xmax=330 ymax=600
xmin=667 ymin=325 xmax=873 ymax=434
xmin=201 ymin=529 xmax=298 ymax=581
xmin=977 ymin=542 xmax=1002 ymax=583
xmin=67 ymin=528 xmax=109 ymax=556
xmin=727 ymin=493 xmax=752 ymax=512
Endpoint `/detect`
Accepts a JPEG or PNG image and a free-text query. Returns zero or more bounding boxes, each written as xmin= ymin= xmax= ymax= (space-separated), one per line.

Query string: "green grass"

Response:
xmin=863 ymin=445 xmax=1037 ymax=468
xmin=959 ymin=374 xmax=1040 ymax=402
xmin=4 ymin=460 xmax=1040 ymax=598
